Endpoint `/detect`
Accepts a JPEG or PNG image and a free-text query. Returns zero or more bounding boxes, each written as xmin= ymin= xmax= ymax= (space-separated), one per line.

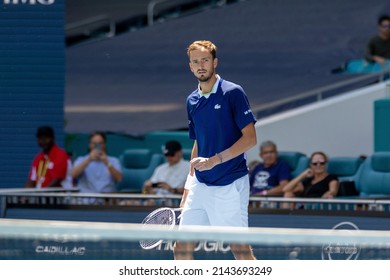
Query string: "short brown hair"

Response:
xmin=187 ymin=40 xmax=217 ymax=60
xmin=310 ymin=151 xmax=328 ymax=163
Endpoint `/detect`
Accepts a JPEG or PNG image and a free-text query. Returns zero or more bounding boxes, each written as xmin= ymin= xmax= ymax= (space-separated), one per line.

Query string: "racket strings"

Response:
xmin=139 ymin=208 xmax=176 ymax=249
xmin=145 ymin=209 xmax=175 ymax=226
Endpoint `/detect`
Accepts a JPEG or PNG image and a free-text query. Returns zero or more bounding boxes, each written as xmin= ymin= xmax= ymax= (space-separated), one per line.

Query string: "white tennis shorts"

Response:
xmin=179 ymin=174 xmax=250 ymax=227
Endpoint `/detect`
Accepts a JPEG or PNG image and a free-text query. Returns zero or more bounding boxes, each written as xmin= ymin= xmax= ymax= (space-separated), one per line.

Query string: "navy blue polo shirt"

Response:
xmin=186 ymin=77 xmax=256 ymax=186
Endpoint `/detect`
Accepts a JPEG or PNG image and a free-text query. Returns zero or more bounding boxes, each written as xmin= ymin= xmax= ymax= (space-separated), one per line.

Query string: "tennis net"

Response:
xmin=1 ymin=218 xmax=390 ymax=260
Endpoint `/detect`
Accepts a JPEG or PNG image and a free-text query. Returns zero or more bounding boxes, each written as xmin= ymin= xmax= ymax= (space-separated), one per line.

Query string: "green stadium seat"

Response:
xmin=182 ymin=149 xmax=192 ymax=161
xmin=277 ymin=151 xmax=308 ymax=177
xmin=327 ymin=157 xmax=365 ymax=197
xmin=116 ymin=149 xmax=164 ymax=193
xmin=354 ymin=152 xmax=390 ymax=197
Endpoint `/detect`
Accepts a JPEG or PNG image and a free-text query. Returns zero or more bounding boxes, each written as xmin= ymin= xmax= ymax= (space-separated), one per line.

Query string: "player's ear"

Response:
xmin=189 ymin=62 xmax=194 ymax=73
xmin=213 ymin=58 xmax=218 ymax=69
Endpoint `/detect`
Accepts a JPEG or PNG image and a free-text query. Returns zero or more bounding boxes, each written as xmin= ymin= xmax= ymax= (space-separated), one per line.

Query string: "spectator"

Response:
xmin=25 ymin=126 xmax=70 ymax=188
xmin=71 ymin=132 xmax=122 ymax=193
xmin=365 ymin=14 xmax=390 ymax=66
xmin=283 ymin=151 xmax=339 ymax=199
xmin=250 ymin=141 xmax=291 ymax=196
xmin=247 ymin=160 xmax=260 ymax=175
xmin=143 ymin=140 xmax=190 ymax=196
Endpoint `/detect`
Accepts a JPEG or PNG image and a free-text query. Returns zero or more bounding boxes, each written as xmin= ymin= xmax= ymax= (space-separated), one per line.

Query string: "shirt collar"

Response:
xmin=197 ymin=75 xmax=221 ymax=98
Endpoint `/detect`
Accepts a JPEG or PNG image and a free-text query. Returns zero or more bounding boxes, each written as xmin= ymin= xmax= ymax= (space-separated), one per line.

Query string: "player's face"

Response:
xmin=189 ymin=49 xmax=217 ymax=83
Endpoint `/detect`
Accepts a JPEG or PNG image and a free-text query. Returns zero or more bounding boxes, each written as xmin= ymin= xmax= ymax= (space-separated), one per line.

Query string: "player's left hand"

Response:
xmin=191 ymin=156 xmax=218 ymax=171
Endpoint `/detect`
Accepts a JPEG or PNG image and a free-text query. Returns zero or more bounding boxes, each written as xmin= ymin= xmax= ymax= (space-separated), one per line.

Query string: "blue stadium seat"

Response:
xmin=327 ymin=157 xmax=365 ymax=182
xmin=277 ymin=151 xmax=308 ymax=177
xmin=327 ymin=156 xmax=365 ymax=197
xmin=182 ymin=149 xmax=192 ymax=161
xmin=343 ymin=59 xmax=390 ymax=74
xmin=116 ymin=149 xmax=164 ymax=193
xmin=354 ymin=152 xmax=390 ymax=197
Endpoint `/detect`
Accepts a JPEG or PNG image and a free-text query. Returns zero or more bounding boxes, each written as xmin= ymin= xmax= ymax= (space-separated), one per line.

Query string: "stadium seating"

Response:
xmin=116 ymin=149 xmax=164 ymax=193
xmin=278 ymin=151 xmax=308 ymax=177
xmin=327 ymin=156 xmax=365 ymax=197
xmin=354 ymin=152 xmax=390 ymax=197
xmin=333 ymin=58 xmax=390 ymax=74
xmin=182 ymin=149 xmax=192 ymax=161
xmin=327 ymin=156 xmax=365 ymax=182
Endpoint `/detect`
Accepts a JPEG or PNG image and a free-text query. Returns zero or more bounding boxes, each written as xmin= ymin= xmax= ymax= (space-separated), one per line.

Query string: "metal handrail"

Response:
xmin=147 ymin=0 xmax=228 ymax=26
xmin=147 ymin=0 xmax=170 ymax=26
xmin=65 ymin=15 xmax=115 ymax=38
xmin=252 ymin=68 xmax=390 ymax=118
xmin=1 ymin=191 xmax=389 ymax=205
xmin=0 ymin=187 xmax=79 ymax=194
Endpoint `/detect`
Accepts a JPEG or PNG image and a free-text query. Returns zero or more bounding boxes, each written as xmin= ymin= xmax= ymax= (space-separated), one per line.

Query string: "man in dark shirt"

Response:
xmin=250 ymin=141 xmax=291 ymax=196
xmin=365 ymin=14 xmax=390 ymax=66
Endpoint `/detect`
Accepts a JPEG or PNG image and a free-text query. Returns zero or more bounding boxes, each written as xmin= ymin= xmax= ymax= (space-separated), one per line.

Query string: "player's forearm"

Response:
xmin=189 ymin=142 xmax=198 ymax=176
xmin=217 ymin=123 xmax=256 ymax=163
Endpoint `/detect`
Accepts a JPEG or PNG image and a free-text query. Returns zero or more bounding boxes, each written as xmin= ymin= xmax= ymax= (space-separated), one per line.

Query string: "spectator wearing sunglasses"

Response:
xmin=143 ymin=140 xmax=190 ymax=196
xmin=282 ymin=151 xmax=339 ymax=199
xmin=365 ymin=14 xmax=390 ymax=66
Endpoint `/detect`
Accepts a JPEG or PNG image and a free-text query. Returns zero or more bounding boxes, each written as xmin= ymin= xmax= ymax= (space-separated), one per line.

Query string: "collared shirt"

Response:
xmin=197 ymin=74 xmax=221 ymax=98
xmin=187 ymin=76 xmax=257 ymax=186
xmin=73 ymin=155 xmax=122 ymax=193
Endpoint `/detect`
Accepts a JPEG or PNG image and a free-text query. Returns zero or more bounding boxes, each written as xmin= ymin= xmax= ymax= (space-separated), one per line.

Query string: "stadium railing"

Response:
xmin=2 ymin=189 xmax=390 ymax=218
xmin=252 ymin=67 xmax=390 ymax=119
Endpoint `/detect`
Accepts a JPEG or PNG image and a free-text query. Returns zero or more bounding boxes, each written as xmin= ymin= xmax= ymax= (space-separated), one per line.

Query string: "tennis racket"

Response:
xmin=139 ymin=207 xmax=182 ymax=250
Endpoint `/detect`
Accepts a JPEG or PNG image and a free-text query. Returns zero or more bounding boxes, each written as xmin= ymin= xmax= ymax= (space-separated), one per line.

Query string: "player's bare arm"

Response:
xmin=192 ymin=122 xmax=257 ymax=172
xmin=180 ymin=141 xmax=198 ymax=207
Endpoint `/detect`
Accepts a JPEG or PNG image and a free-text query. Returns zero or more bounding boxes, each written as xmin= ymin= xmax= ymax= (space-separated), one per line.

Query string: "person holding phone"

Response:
xmin=142 ymin=140 xmax=190 ymax=197
xmin=70 ymin=131 xmax=122 ymax=194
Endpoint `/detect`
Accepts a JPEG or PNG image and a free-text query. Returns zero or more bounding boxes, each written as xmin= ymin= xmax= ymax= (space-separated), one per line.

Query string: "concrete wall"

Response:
xmin=247 ymin=81 xmax=390 ymax=163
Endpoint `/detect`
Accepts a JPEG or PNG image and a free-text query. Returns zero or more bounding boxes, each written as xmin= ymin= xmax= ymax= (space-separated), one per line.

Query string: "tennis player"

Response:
xmin=173 ymin=40 xmax=257 ymax=260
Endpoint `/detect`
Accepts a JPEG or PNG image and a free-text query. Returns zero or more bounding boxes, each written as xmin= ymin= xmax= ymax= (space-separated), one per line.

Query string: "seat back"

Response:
xmin=182 ymin=149 xmax=192 ymax=161
xmin=355 ymin=152 xmax=390 ymax=197
xmin=327 ymin=157 xmax=365 ymax=182
xmin=327 ymin=156 xmax=365 ymax=197
xmin=277 ymin=151 xmax=308 ymax=177
xmin=116 ymin=149 xmax=164 ymax=193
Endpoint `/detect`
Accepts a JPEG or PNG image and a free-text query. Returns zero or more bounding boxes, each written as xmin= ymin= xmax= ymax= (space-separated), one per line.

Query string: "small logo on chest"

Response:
xmin=214 ymin=104 xmax=221 ymax=110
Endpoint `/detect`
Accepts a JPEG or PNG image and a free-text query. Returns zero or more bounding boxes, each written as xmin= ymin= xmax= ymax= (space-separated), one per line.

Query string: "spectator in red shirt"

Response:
xmin=25 ymin=126 xmax=70 ymax=188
